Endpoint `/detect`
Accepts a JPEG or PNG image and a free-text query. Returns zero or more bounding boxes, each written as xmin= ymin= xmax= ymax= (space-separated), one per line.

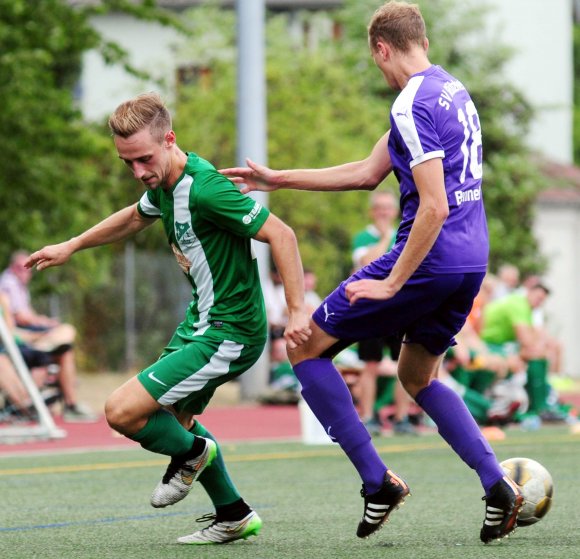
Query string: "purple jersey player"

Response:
xmin=222 ymin=1 xmax=522 ymax=544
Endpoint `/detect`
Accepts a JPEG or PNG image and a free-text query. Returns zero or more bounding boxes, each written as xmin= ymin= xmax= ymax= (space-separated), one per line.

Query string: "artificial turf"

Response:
xmin=1 ymin=426 xmax=579 ymax=559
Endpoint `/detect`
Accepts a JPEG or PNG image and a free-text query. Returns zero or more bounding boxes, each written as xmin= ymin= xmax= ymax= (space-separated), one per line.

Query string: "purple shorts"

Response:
xmin=312 ymin=260 xmax=485 ymax=356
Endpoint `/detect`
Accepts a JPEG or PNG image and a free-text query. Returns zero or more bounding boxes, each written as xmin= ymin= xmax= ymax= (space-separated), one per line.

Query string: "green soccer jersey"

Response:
xmin=137 ymin=152 xmax=270 ymax=345
xmin=481 ymin=292 xmax=532 ymax=345
xmin=351 ymin=224 xmax=397 ymax=268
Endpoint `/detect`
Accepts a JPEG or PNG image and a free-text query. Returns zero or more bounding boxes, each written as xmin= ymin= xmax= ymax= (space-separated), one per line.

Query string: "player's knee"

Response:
xmin=287 ymin=344 xmax=312 ymax=366
xmin=398 ymin=371 xmax=430 ymax=398
xmin=105 ymin=393 xmax=136 ymax=434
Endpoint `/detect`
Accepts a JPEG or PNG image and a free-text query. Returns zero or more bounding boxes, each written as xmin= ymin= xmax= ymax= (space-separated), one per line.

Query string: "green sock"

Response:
xmin=130 ymin=408 xmax=195 ymax=456
xmin=191 ymin=420 xmax=241 ymax=506
xmin=526 ymin=359 xmax=549 ymax=413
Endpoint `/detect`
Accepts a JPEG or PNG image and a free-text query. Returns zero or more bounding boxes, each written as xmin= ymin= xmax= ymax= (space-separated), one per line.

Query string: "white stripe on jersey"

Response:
xmin=173 ymin=176 xmax=214 ymax=335
xmin=158 ymin=339 xmax=243 ymax=404
xmin=139 ymin=191 xmax=161 ymax=217
xmin=392 ymin=75 xmax=444 ymax=169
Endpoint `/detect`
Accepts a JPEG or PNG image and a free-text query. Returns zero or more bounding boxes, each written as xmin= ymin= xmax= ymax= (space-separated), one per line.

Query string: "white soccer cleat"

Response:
xmin=177 ymin=511 xmax=262 ymax=545
xmin=150 ymin=437 xmax=217 ymax=508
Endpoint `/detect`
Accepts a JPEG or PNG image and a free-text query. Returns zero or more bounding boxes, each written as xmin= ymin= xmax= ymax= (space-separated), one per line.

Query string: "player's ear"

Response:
xmin=164 ymin=130 xmax=176 ymax=147
xmin=376 ymin=41 xmax=390 ymax=62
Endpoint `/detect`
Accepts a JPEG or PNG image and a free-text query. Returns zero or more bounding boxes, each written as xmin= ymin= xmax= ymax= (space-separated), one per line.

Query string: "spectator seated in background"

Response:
xmin=350 ymin=191 xmax=417 ymax=436
xmin=444 ymin=317 xmax=528 ymax=426
xmin=491 ymin=263 xmax=520 ymax=301
xmin=260 ymin=267 xmax=323 ymax=405
xmin=0 ymin=250 xmax=96 ymax=422
xmin=0 ymin=351 xmax=38 ymax=422
xmin=0 ymin=293 xmax=61 ymax=421
xmin=480 ymin=279 xmax=571 ymax=423
xmin=258 ymin=333 xmax=300 ymax=405
xmin=518 ymin=274 xmax=564 ymax=377
xmin=334 ymin=347 xmax=423 ymax=435
xmin=303 ymin=268 xmax=322 ymax=316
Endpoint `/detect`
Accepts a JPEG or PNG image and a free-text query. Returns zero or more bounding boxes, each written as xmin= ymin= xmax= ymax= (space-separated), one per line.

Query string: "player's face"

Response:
xmin=115 ymin=127 xmax=173 ymax=190
xmin=370 ymin=42 xmax=399 ymax=91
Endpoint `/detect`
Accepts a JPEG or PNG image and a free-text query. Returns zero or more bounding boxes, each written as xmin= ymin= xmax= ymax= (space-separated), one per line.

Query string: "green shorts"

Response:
xmin=485 ymin=341 xmax=520 ymax=357
xmin=137 ymin=331 xmax=265 ymax=416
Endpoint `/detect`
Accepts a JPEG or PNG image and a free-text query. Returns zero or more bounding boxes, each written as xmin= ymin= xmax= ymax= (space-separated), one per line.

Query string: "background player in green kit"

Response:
xmin=25 ymin=92 xmax=312 ymax=545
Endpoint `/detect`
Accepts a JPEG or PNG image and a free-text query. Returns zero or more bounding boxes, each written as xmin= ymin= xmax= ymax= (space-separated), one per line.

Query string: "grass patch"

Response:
xmin=1 ymin=426 xmax=579 ymax=559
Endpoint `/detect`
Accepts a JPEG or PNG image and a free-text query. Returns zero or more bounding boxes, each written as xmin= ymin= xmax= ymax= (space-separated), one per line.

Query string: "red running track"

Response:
xmin=0 ymin=404 xmax=302 ymax=456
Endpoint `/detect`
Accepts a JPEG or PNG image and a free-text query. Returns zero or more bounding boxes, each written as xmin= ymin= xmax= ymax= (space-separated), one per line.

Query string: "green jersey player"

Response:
xmin=26 ymin=92 xmax=311 ymax=545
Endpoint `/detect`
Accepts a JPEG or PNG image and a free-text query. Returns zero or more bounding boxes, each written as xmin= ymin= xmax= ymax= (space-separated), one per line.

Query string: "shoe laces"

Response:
xmin=161 ymin=456 xmax=193 ymax=483
xmin=195 ymin=513 xmax=217 ymax=524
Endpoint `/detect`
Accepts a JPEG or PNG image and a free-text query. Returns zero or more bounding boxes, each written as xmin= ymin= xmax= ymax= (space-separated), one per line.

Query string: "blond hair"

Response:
xmin=108 ymin=92 xmax=171 ymax=142
xmin=368 ymin=1 xmax=426 ymax=52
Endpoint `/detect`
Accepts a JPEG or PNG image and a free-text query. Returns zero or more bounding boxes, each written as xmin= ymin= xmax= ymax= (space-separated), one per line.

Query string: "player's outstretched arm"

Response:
xmin=346 ymin=158 xmax=449 ymax=305
xmin=26 ymin=204 xmax=155 ymax=272
xmin=220 ymin=132 xmax=393 ymax=194
xmin=220 ymin=159 xmax=283 ymax=193
xmin=253 ymin=213 xmax=311 ymax=349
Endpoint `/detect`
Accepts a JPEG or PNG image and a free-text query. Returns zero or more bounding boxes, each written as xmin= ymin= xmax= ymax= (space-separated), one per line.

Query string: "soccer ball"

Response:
xmin=500 ymin=457 xmax=554 ymax=526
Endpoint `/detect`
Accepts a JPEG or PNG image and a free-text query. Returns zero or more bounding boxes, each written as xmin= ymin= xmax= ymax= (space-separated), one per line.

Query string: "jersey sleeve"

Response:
xmin=137 ymin=190 xmax=161 ymax=218
xmin=197 ymin=172 xmax=270 ymax=238
xmin=392 ymin=76 xmax=445 ymax=169
xmin=508 ymin=297 xmax=533 ymax=327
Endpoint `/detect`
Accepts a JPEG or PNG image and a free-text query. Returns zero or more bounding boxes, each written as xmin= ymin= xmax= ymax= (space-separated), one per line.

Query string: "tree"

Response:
xmin=175 ymin=5 xmax=395 ymax=296
xmin=0 ymin=0 xmax=180 ymax=284
xmin=176 ymin=0 xmax=545 ymax=296
xmin=0 ymin=0 xmax=181 ymax=369
xmin=3 ymin=0 xmax=546 ymax=369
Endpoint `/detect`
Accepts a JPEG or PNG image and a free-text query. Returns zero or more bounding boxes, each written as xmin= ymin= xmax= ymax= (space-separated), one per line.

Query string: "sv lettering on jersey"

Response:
xmin=455 ymin=187 xmax=481 ymax=206
xmin=438 ymin=80 xmax=466 ymax=111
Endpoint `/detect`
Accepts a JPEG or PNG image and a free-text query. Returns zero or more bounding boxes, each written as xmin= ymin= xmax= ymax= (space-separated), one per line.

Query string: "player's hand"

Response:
xmin=284 ymin=309 xmax=312 ymax=350
xmin=345 ymin=278 xmax=399 ymax=305
xmin=219 ymin=158 xmax=281 ymax=194
xmin=25 ymin=240 xmax=76 ymax=271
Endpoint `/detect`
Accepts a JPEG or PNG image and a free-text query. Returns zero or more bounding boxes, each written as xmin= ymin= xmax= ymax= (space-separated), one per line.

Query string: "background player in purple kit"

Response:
xmin=222 ymin=0 xmax=522 ymax=544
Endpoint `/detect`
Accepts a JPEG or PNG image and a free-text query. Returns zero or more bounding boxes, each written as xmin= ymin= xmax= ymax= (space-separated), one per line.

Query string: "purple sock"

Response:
xmin=415 ymin=379 xmax=504 ymax=494
xmin=294 ymin=358 xmax=387 ymax=493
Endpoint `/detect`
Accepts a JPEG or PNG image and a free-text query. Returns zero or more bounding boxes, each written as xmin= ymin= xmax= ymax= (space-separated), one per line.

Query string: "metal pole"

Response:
xmin=236 ymin=0 xmax=270 ymax=400
xmin=124 ymin=241 xmax=137 ymax=371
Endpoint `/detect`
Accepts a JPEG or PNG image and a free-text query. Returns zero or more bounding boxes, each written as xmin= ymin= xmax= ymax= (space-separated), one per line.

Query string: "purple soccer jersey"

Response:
xmin=387 ymin=65 xmax=489 ymax=273
xmin=312 ymin=65 xmax=488 ymax=347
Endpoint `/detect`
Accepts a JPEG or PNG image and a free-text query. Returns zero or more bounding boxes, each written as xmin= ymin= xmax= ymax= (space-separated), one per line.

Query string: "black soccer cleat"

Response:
xmin=357 ymin=469 xmax=410 ymax=538
xmin=480 ymin=476 xmax=524 ymax=544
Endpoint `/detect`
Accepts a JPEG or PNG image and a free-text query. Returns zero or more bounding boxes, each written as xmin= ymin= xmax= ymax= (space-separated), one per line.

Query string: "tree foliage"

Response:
xmin=176 ymin=0 xmax=545 ymax=296
xmin=0 ymin=0 xmax=181 ymax=369
xmin=0 ymin=0 xmax=550 ymax=369
xmin=0 ymin=0 xmax=179 ymax=289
